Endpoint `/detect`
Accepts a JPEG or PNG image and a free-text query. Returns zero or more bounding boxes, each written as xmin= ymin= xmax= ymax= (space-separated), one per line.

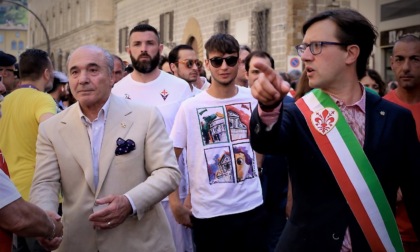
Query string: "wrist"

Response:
xmin=46 ymin=217 xmax=56 ymax=240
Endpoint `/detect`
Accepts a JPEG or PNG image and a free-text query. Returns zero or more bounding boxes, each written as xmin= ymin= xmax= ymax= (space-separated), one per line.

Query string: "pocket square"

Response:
xmin=115 ymin=138 xmax=136 ymax=156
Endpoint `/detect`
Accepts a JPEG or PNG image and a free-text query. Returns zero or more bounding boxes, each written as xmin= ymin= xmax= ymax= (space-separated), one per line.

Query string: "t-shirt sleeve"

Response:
xmin=170 ymin=101 xmax=188 ymax=149
xmin=0 ymin=170 xmax=21 ymax=209
xmin=35 ymin=93 xmax=57 ymax=123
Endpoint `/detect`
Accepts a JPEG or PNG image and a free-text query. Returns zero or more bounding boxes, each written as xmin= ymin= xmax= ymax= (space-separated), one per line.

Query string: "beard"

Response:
xmin=130 ymin=51 xmax=160 ymax=74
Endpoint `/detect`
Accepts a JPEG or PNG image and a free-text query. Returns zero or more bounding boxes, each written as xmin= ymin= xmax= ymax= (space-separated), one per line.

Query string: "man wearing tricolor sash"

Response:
xmin=249 ymin=9 xmax=420 ymax=252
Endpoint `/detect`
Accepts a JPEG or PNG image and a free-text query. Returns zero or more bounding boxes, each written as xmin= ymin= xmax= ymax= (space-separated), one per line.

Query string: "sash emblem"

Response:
xmin=311 ymin=107 xmax=338 ymax=135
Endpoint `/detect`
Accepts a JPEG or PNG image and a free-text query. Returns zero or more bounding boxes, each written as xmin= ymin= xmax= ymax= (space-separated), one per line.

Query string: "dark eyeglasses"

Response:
xmin=176 ymin=59 xmax=203 ymax=69
xmin=209 ymin=56 xmax=239 ymax=68
xmin=295 ymin=41 xmax=348 ymax=57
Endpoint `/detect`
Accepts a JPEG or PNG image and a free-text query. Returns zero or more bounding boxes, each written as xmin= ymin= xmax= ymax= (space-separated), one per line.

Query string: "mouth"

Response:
xmin=306 ymin=67 xmax=314 ymax=73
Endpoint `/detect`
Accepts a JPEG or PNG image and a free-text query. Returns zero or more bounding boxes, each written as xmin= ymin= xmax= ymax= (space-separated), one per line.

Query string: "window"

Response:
xmin=118 ymin=27 xmax=128 ymax=54
xmin=15 ymin=31 xmax=20 ymax=38
xmin=159 ymin=11 xmax=174 ymax=45
xmin=252 ymin=8 xmax=270 ymax=51
xmin=18 ymin=41 xmax=24 ymax=50
xmin=215 ymin=19 xmax=229 ymax=34
xmin=0 ymin=34 xmax=4 ymax=44
xmin=11 ymin=41 xmax=17 ymax=50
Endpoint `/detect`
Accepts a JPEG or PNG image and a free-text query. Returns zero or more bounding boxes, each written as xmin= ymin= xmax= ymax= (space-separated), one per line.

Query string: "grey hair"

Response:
xmin=67 ymin=45 xmax=114 ymax=75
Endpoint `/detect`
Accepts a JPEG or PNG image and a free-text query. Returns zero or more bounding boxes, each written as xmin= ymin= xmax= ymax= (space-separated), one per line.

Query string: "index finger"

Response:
xmin=253 ymin=61 xmax=279 ymax=84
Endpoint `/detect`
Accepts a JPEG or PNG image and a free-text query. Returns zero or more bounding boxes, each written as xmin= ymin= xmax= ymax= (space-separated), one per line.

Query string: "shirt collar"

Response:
xmin=78 ymin=96 xmax=111 ymax=123
xmin=329 ymin=83 xmax=366 ymax=113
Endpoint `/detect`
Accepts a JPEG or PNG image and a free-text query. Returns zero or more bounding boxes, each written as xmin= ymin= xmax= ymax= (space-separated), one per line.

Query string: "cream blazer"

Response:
xmin=30 ymin=94 xmax=180 ymax=252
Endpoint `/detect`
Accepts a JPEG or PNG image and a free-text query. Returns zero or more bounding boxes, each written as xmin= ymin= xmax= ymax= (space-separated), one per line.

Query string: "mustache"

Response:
xmin=138 ymin=52 xmax=151 ymax=59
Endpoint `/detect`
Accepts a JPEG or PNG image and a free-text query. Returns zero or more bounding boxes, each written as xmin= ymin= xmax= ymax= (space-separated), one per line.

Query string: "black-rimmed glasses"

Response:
xmin=295 ymin=41 xmax=349 ymax=57
xmin=176 ymin=59 xmax=203 ymax=69
xmin=209 ymin=56 xmax=239 ymax=68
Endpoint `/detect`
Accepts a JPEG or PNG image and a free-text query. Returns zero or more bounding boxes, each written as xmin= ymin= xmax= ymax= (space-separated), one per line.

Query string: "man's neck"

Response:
xmin=193 ymin=77 xmax=204 ymax=89
xmin=235 ymin=78 xmax=248 ymax=88
xmin=207 ymin=82 xmax=238 ymax=99
xmin=395 ymin=86 xmax=420 ymax=104
xmin=131 ymin=68 xmax=160 ymax=83
xmin=20 ymin=81 xmax=44 ymax=92
xmin=322 ymin=81 xmax=363 ymax=105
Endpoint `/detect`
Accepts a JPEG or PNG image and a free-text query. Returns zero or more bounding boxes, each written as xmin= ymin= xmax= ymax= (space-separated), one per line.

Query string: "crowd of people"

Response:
xmin=0 ymin=7 xmax=419 ymax=252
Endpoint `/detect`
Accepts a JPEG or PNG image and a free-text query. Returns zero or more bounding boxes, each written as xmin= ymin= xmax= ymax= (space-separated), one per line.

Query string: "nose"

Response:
xmin=402 ymin=59 xmax=411 ymax=72
xmin=300 ymin=47 xmax=313 ymax=62
xmin=78 ymin=70 xmax=89 ymax=85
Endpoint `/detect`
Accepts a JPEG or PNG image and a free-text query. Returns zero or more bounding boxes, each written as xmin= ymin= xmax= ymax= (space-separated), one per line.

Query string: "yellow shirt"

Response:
xmin=0 ymin=88 xmax=56 ymax=200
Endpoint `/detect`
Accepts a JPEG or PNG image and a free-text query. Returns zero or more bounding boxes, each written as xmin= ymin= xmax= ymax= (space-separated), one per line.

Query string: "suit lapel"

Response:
xmin=96 ymin=95 xmax=133 ymax=195
xmin=364 ymin=92 xmax=386 ymax=151
xmin=59 ymin=104 xmax=96 ymax=194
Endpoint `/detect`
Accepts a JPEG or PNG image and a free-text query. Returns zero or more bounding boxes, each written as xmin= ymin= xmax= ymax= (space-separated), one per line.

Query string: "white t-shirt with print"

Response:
xmin=112 ymin=70 xmax=192 ymax=199
xmin=170 ymin=86 xmax=263 ymax=218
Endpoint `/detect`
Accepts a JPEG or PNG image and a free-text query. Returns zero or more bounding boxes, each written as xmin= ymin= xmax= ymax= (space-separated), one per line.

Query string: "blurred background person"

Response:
xmin=48 ymin=71 xmax=69 ymax=113
xmin=112 ymin=54 xmax=125 ymax=84
xmin=294 ymin=69 xmax=312 ymax=100
xmin=234 ymin=45 xmax=251 ymax=87
xmin=360 ymin=68 xmax=387 ymax=96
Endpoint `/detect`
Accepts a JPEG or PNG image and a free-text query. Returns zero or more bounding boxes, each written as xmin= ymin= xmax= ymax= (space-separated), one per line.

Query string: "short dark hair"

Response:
xmin=302 ymin=9 xmax=377 ymax=79
xmin=168 ymin=44 xmax=194 ymax=64
xmin=129 ymin=24 xmax=160 ymax=41
xmin=393 ymin=34 xmax=420 ymax=54
xmin=19 ymin=49 xmax=51 ymax=81
xmin=240 ymin=45 xmax=251 ymax=53
xmin=204 ymin=33 xmax=239 ymax=58
xmin=159 ymin=55 xmax=169 ymax=69
xmin=364 ymin=68 xmax=387 ymax=97
xmin=244 ymin=51 xmax=274 ymax=72
xmin=112 ymin=54 xmax=124 ymax=70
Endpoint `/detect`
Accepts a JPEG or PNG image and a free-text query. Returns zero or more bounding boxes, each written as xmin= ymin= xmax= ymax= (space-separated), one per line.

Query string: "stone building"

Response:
xmin=25 ymin=0 xmax=420 ymax=76
xmin=28 ymin=0 xmax=115 ymax=72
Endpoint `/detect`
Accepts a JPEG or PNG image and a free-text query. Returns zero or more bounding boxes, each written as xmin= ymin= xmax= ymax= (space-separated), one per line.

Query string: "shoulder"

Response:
xmin=159 ymin=71 xmax=191 ymax=89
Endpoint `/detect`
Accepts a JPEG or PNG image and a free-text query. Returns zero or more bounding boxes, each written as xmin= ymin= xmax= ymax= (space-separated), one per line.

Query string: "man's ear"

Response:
xmin=345 ymin=44 xmax=360 ymax=65
xmin=44 ymin=68 xmax=51 ymax=81
xmin=169 ymin=63 xmax=177 ymax=74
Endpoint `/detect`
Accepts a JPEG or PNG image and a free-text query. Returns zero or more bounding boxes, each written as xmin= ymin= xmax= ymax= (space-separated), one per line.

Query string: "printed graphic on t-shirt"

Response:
xmin=160 ymin=89 xmax=169 ymax=101
xmin=204 ymin=146 xmax=235 ymax=184
xmin=199 ymin=102 xmax=257 ymax=184
xmin=197 ymin=106 xmax=229 ymax=145
xmin=233 ymin=143 xmax=256 ymax=182
xmin=226 ymin=102 xmax=252 ymax=141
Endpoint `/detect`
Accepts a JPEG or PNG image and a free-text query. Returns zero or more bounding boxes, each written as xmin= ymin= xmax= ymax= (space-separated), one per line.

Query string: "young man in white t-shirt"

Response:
xmin=112 ymin=24 xmax=192 ymax=252
xmin=169 ymin=33 xmax=266 ymax=252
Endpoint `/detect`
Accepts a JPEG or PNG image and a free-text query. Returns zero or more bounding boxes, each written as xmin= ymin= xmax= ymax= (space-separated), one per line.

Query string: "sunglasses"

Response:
xmin=209 ymin=56 xmax=239 ymax=68
xmin=176 ymin=59 xmax=203 ymax=69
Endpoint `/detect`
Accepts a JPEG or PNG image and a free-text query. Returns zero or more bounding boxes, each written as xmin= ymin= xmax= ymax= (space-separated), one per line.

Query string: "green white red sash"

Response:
xmin=296 ymin=89 xmax=403 ymax=251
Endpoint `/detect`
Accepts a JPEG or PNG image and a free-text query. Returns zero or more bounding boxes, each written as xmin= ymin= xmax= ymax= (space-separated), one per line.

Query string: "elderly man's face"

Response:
xmin=67 ymin=47 xmax=113 ymax=109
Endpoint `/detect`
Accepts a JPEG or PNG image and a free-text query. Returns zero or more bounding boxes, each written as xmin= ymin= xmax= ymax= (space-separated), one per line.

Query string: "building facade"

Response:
xmin=28 ymin=0 xmax=358 ymax=73
xmin=28 ymin=0 xmax=115 ymax=72
xmin=0 ymin=22 xmax=27 ymax=59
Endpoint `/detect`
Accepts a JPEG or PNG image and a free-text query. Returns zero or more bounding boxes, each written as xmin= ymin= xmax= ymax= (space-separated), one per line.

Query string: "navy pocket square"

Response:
xmin=115 ymin=138 xmax=136 ymax=156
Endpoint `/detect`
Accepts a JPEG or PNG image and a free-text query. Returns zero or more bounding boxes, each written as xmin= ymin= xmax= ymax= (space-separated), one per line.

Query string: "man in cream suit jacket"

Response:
xmin=30 ymin=45 xmax=180 ymax=252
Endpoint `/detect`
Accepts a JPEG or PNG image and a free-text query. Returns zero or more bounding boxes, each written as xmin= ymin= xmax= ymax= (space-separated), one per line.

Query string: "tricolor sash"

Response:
xmin=296 ymin=89 xmax=403 ymax=251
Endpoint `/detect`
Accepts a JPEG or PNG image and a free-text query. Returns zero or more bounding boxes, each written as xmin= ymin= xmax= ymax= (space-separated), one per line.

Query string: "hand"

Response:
xmin=88 ymin=194 xmax=132 ymax=230
xmin=251 ymin=62 xmax=290 ymax=106
xmin=170 ymin=202 xmax=192 ymax=228
xmin=45 ymin=210 xmax=63 ymax=238
xmin=38 ymin=236 xmax=62 ymax=251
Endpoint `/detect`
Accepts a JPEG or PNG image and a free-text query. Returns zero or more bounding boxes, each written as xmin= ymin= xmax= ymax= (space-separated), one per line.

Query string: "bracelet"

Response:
xmin=46 ymin=217 xmax=56 ymax=240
